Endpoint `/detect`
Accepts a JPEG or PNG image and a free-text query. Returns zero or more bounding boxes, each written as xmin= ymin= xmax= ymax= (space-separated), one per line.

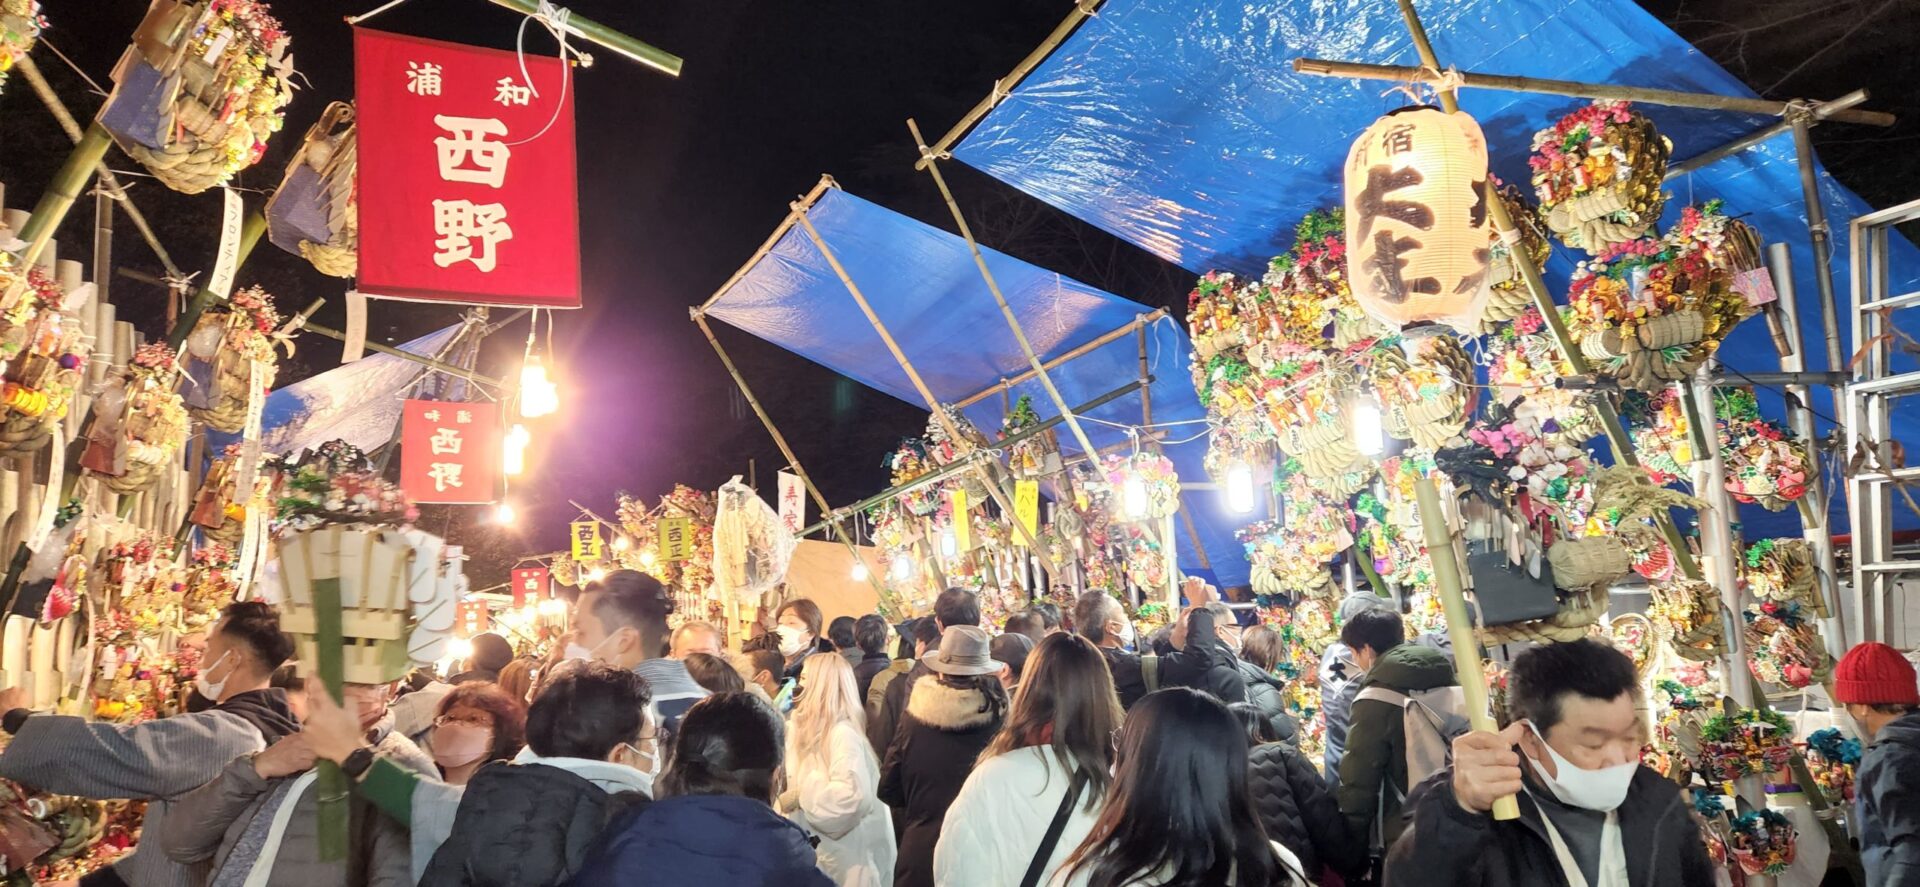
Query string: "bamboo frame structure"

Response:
xmin=953 ymin=310 xmax=1165 ymax=408
xmin=3 ymin=123 xmax=112 ymax=310
xmin=1379 ymin=1 xmax=1702 ymax=582
xmin=1666 ymin=90 xmax=1870 ymax=179
xmin=1289 ymin=58 xmax=1894 ymax=127
xmin=697 ymin=177 xmax=839 ymax=314
xmin=690 ymin=311 xmax=895 ymax=610
xmin=798 ymin=379 xmax=1148 ymax=537
xmin=908 ymin=118 xmax=1105 ymax=463
xmin=920 ymin=0 xmax=1109 ymax=167
xmin=788 ymin=206 xmax=1060 ymax=575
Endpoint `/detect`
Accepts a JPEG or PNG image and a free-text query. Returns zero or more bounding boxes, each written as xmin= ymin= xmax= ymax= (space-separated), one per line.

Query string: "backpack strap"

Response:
xmin=1354 ymin=686 xmax=1409 ymax=707
xmin=1140 ymin=654 xmax=1160 ymax=693
xmin=1021 ymin=770 xmax=1089 ymax=887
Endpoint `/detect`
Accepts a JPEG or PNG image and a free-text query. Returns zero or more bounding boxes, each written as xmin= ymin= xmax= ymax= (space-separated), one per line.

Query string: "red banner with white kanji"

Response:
xmin=354 ymin=28 xmax=581 ymax=308
xmin=399 ymin=399 xmax=501 ymax=505
xmin=456 ymin=600 xmax=491 ymax=637
xmin=511 ymin=566 xmax=550 ymax=608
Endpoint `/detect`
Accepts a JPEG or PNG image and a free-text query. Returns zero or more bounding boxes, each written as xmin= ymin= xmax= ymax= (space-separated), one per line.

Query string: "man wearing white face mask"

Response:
xmin=570 ymin=570 xmax=710 ymax=740
xmin=1385 ymin=639 xmax=1716 ymax=887
xmin=0 ymin=602 xmax=299 ymax=887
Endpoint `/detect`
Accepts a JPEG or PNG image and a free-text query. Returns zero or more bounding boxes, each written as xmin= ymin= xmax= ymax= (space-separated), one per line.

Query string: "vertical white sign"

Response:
xmin=777 ymin=471 xmax=805 ymax=535
xmin=207 ymin=188 xmax=245 ymax=300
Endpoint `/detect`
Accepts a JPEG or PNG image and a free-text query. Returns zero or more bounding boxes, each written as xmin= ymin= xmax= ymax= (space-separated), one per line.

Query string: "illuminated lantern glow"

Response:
xmin=494 ymin=502 xmax=516 ymax=525
xmin=1226 ymin=463 xmax=1257 ymax=514
xmin=612 ymin=534 xmax=632 ymax=552
xmin=1351 ymin=397 xmax=1387 ymax=457
xmin=1123 ymin=474 xmax=1150 ymax=520
xmin=519 ymin=357 xmax=559 ymax=418
xmin=890 ymin=553 xmax=913 ymax=581
xmin=851 ymin=561 xmax=871 ymax=582
xmin=1344 ymin=106 xmax=1493 ymax=334
xmin=941 ymin=528 xmax=958 ymax=559
xmin=503 ymin=424 xmax=531 ymax=476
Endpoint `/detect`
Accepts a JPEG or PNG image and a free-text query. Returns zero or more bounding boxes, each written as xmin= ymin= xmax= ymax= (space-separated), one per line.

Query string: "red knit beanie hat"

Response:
xmin=1833 ymin=642 xmax=1920 ymax=706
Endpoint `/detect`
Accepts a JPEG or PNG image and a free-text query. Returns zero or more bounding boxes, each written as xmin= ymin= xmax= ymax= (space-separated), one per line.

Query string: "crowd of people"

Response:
xmin=0 ymin=570 xmax=1914 ymax=886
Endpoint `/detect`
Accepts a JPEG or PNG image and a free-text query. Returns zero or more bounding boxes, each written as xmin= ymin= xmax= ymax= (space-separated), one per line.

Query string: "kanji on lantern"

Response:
xmin=400 ymin=399 xmax=501 ymax=504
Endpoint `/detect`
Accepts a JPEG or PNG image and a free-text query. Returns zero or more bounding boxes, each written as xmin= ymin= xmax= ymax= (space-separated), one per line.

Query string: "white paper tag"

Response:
xmin=234 ymin=359 xmax=268 ymax=492
xmin=341 ymin=291 xmax=368 ymax=363
xmin=26 ymin=425 xmax=65 ymax=551
xmin=208 ymin=188 xmax=245 ymax=301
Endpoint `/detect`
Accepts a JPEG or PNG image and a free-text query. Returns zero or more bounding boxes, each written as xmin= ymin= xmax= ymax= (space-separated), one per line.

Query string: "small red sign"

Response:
xmin=455 ymin=600 xmax=491 ymax=637
xmin=399 ymin=399 xmax=500 ymax=505
xmin=354 ymin=28 xmax=581 ymax=308
xmin=511 ymin=566 xmax=550 ymax=609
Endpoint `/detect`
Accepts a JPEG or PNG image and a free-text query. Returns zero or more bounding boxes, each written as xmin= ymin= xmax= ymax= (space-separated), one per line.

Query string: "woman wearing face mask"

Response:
xmin=1387 ymin=639 xmax=1716 ymax=887
xmin=305 ymin=662 xmax=656 ymax=886
xmin=779 ymin=653 xmax=895 ymax=886
xmin=775 ymin=599 xmax=834 ymax=681
xmin=426 ymin=682 xmax=528 ymax=785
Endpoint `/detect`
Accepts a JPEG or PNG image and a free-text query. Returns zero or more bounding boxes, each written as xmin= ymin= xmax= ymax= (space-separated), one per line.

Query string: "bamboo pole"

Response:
xmin=15 ymin=56 xmax=183 ymax=280
xmin=165 ymin=211 xmax=268 ymax=350
xmin=4 ymin=124 xmax=112 ymax=310
xmin=1788 ymin=112 xmax=1848 ymax=439
xmin=953 ymin=310 xmax=1164 ymax=408
xmin=311 ymin=576 xmax=348 ymax=861
xmin=1414 ymin=477 xmax=1518 ymax=820
xmin=799 ymin=379 xmax=1147 ymax=537
xmin=1767 ymin=244 xmax=1848 ymax=658
xmin=920 ymin=0 xmax=1109 ymax=167
xmin=1289 ymin=58 xmax=1894 ymax=127
xmin=293 ymin=314 xmax=507 ymax=388
xmin=907 ymin=118 xmax=1104 ymax=463
xmin=481 ymin=0 xmax=683 ymax=77
xmin=698 ymin=176 xmax=838 ymax=313
xmin=690 ymin=311 xmax=896 ymax=611
xmin=1390 ymin=0 xmax=1700 ymax=581
xmin=790 ymin=207 xmax=1060 ymax=576
xmin=1665 ymin=91 xmax=1871 ymax=180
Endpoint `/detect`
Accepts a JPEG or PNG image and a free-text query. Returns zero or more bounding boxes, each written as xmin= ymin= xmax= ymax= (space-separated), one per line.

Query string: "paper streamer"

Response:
xmin=208 ymin=188 xmax=246 ymax=301
xmin=341 ymin=291 xmax=369 ymax=363
xmin=25 ymin=425 xmax=65 ymax=552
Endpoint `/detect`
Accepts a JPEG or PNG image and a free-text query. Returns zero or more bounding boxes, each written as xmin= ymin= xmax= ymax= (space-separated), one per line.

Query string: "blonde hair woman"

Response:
xmin=783 ymin=652 xmax=897 ymax=886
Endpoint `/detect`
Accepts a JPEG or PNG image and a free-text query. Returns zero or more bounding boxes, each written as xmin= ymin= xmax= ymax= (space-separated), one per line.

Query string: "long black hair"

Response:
xmin=658 ymin=692 xmax=785 ymax=804
xmin=1062 ymin=688 xmax=1276 ymax=887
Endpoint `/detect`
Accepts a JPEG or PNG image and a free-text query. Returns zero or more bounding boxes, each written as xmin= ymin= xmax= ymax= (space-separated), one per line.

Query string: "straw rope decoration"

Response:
xmin=1529 ymin=100 xmax=1672 ymax=254
xmin=0 ymin=256 xmax=90 ymax=454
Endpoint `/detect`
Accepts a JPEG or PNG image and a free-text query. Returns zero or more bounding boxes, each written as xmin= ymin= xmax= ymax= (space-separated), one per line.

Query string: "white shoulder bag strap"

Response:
xmin=242 ymin=770 xmax=321 ymax=887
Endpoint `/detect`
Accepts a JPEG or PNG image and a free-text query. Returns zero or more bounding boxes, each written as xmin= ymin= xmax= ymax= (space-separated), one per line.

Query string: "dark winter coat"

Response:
xmin=1160 ymin=610 xmax=1248 ymax=704
xmin=868 ymin=660 xmax=930 ymax=758
xmin=417 ymin=760 xmax=648 ymax=887
xmin=1248 ymin=741 xmax=1365 ymax=882
xmin=567 ymin=794 xmax=833 ymax=887
xmin=1099 ymin=645 xmax=1149 ymax=709
xmin=853 ymin=651 xmax=893 ymax=702
xmin=878 ymin=676 xmax=1003 ymax=887
xmin=1239 ymin=659 xmax=1300 ymax=744
xmin=1384 ymin=767 xmax=1718 ymax=887
xmin=1858 ymin=709 xmax=1920 ymax=887
xmin=1337 ymin=643 xmax=1457 ymax=848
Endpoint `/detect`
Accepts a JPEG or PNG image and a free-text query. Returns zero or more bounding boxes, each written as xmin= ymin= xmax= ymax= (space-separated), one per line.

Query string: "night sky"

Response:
xmin=2 ymin=0 xmax=1914 ymax=584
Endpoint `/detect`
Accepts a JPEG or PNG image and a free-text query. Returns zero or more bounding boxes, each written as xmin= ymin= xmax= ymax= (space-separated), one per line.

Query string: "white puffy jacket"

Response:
xmin=933 ymin=746 xmax=1103 ymax=887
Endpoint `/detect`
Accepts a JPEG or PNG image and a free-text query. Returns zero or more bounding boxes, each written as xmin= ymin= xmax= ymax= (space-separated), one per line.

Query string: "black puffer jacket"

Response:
xmin=1248 ymin=741 xmax=1365 ymax=882
xmin=419 ymin=762 xmax=648 ymax=887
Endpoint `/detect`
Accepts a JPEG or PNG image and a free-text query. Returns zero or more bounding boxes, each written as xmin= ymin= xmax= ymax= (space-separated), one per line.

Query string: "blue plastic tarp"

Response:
xmin=706 ymin=186 xmax=1257 ymax=585
xmin=955 ymin=0 xmax=1920 ymax=537
xmin=207 ymin=324 xmax=468 ymax=458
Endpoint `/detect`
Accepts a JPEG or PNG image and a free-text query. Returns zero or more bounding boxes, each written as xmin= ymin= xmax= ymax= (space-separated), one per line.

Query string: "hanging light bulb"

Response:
xmin=1226 ymin=463 xmax=1256 ymax=514
xmin=850 ymin=560 xmax=871 ymax=582
xmin=447 ymin=637 xmax=474 ymax=663
xmin=612 ymin=535 xmax=632 ymax=552
xmin=494 ymin=502 xmax=517 ymax=525
xmin=519 ymin=357 xmax=559 ymax=419
xmin=941 ymin=527 xmax=958 ymax=559
xmin=503 ymin=424 xmax=531 ymax=476
xmin=1351 ymin=397 xmax=1386 ymax=457
xmin=585 ymin=567 xmax=608 ymax=583
xmin=639 ymin=550 xmax=657 ymax=569
xmin=890 ymin=553 xmax=913 ymax=581
xmin=1123 ymin=472 xmax=1150 ymax=519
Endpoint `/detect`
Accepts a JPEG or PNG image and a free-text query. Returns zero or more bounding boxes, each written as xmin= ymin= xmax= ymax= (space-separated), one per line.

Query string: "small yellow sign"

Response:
xmin=1014 ymin=480 xmax=1040 ymax=545
xmin=570 ymin=521 xmax=604 ymax=560
xmin=660 ymin=516 xmax=694 ymax=562
xmin=951 ymin=490 xmax=972 ymax=551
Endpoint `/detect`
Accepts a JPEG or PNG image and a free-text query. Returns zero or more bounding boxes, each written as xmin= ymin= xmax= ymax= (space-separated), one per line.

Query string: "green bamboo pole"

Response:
xmin=4 ymin=124 xmax=113 ymax=308
xmin=1414 ymin=477 xmax=1520 ymax=821
xmin=312 ymin=576 xmax=349 ymax=861
xmin=165 ymin=211 xmax=269 ymax=350
xmin=482 ymin=0 xmax=683 ymax=77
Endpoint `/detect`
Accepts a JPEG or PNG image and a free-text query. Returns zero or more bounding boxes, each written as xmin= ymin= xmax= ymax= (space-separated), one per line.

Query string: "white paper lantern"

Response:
xmin=1344 ymin=106 xmax=1493 ymax=333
